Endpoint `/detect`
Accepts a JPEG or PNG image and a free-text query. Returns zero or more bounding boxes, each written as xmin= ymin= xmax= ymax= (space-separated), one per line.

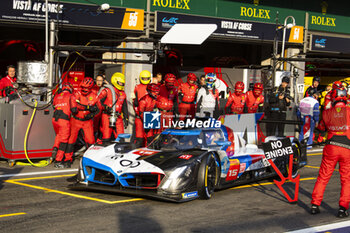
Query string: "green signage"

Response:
xmin=60 ymin=0 xmax=350 ymax=34
xmin=308 ymin=12 xmax=349 ymax=34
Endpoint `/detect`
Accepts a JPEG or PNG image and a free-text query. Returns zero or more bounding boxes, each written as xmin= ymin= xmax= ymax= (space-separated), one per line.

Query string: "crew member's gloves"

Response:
xmin=86 ymin=105 xmax=98 ymax=113
xmin=105 ymin=106 xmax=113 ymax=114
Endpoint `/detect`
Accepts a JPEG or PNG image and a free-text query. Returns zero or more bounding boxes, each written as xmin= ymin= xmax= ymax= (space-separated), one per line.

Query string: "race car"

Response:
xmin=69 ymin=125 xmax=307 ymax=202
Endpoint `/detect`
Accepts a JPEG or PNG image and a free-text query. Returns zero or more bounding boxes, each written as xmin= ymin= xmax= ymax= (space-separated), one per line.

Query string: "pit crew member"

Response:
xmin=297 ymin=89 xmax=320 ymax=147
xmin=225 ymin=81 xmax=246 ymax=114
xmin=178 ymin=73 xmax=198 ymax=120
xmin=138 ymin=84 xmax=160 ymax=146
xmin=52 ymin=83 xmax=77 ymax=168
xmin=63 ymin=77 xmax=99 ymax=168
xmin=311 ymin=88 xmax=350 ymax=218
xmin=133 ymin=70 xmax=151 ymax=148
xmin=156 ymin=73 xmax=178 ymax=131
xmin=98 ymin=72 xmax=129 ymax=142
xmin=0 ymin=65 xmax=17 ymax=100
xmin=245 ymin=82 xmax=264 ymax=113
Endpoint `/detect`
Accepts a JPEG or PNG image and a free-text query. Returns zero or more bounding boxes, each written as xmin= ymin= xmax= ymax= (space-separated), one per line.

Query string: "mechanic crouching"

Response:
xmin=62 ymin=77 xmax=99 ymax=169
xmin=52 ymin=83 xmax=77 ymax=167
xmin=310 ymin=88 xmax=350 ymax=218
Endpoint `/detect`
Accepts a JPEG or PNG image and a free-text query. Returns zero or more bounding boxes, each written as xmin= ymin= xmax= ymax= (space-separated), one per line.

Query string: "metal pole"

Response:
xmin=45 ymin=0 xmax=49 ymax=63
xmin=145 ymin=0 xmax=151 ymax=38
xmin=272 ymin=12 xmax=279 ymax=87
xmin=281 ymin=16 xmax=296 ymax=59
xmin=47 ymin=21 xmax=55 ymax=103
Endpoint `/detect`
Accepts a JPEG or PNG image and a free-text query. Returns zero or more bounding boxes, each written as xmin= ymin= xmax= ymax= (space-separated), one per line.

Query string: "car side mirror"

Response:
xmin=115 ymin=133 xmax=131 ymax=143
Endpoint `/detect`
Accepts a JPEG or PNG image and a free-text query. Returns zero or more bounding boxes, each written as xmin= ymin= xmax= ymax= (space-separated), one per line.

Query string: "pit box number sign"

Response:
xmin=262 ymin=138 xmax=293 ymax=160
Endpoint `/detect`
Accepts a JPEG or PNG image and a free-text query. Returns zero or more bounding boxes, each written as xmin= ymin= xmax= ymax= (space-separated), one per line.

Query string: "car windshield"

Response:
xmin=148 ymin=132 xmax=203 ymax=151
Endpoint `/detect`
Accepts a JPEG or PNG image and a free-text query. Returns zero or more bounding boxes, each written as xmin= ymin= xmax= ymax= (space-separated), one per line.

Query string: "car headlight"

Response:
xmin=161 ymin=165 xmax=193 ymax=192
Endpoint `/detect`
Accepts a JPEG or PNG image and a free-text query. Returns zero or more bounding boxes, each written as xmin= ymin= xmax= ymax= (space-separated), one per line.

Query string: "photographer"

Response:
xmin=266 ymin=76 xmax=292 ymax=136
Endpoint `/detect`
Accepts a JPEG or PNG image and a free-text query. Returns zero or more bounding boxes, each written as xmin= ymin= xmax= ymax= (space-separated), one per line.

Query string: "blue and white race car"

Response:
xmin=69 ymin=125 xmax=307 ymax=202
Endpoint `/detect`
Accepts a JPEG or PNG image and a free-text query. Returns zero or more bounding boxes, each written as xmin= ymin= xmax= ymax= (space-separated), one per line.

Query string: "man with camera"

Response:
xmin=266 ymin=76 xmax=292 ymax=136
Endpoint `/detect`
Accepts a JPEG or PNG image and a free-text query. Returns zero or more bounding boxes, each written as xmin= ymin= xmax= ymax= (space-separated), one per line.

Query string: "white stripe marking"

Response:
xmin=287 ymin=220 xmax=350 ymax=233
xmin=308 ymin=148 xmax=323 ymax=153
xmin=0 ymin=169 xmax=78 ymax=178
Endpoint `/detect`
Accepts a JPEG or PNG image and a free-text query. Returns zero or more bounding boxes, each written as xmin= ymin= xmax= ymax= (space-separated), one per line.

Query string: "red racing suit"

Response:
xmin=52 ymin=90 xmax=77 ymax=162
xmin=178 ymin=82 xmax=197 ymax=120
xmin=0 ymin=75 xmax=17 ymax=97
xmin=139 ymin=94 xmax=158 ymax=145
xmin=311 ymin=104 xmax=350 ymax=209
xmin=133 ymin=84 xmax=148 ymax=144
xmin=245 ymin=91 xmax=264 ymax=113
xmin=65 ymin=90 xmax=99 ymax=161
xmin=225 ymin=92 xmax=247 ymax=114
xmin=156 ymin=84 xmax=178 ymax=131
xmin=92 ymin=85 xmax=103 ymax=136
xmin=323 ymin=92 xmax=333 ymax=110
xmin=99 ymin=87 xmax=128 ymax=141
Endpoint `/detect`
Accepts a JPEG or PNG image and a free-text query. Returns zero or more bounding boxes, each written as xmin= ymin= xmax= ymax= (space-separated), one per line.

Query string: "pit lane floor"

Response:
xmin=0 ymin=148 xmax=349 ymax=233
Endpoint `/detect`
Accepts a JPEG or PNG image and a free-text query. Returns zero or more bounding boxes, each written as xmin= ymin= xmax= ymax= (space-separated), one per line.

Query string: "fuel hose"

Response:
xmin=16 ymin=100 xmax=51 ymax=167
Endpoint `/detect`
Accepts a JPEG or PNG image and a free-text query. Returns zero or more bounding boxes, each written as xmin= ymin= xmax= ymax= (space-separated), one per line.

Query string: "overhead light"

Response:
xmin=98 ymin=3 xmax=110 ymax=12
xmin=286 ymin=23 xmax=294 ymax=29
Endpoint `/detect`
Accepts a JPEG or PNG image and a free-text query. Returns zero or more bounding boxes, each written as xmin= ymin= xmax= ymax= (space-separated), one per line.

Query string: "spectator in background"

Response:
xmin=152 ymin=73 xmax=162 ymax=85
xmin=305 ymin=76 xmax=320 ymax=98
xmin=0 ymin=65 xmax=17 ymax=99
xmin=196 ymin=73 xmax=220 ymax=118
xmin=266 ymin=76 xmax=292 ymax=136
xmin=199 ymin=75 xmax=206 ymax=89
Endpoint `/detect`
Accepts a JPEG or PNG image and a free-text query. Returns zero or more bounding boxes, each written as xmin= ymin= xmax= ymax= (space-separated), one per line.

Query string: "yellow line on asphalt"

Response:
xmin=308 ymin=152 xmax=322 ymax=156
xmin=8 ymin=174 xmax=76 ymax=182
xmin=0 ymin=212 xmax=26 ymax=218
xmin=305 ymin=165 xmax=339 ymax=172
xmin=229 ymin=177 xmax=317 ymax=190
xmin=5 ymin=180 xmax=144 ymax=204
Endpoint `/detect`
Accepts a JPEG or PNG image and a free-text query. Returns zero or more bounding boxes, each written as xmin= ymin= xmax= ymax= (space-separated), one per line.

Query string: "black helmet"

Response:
xmin=281 ymin=76 xmax=290 ymax=84
xmin=313 ymin=76 xmax=321 ymax=83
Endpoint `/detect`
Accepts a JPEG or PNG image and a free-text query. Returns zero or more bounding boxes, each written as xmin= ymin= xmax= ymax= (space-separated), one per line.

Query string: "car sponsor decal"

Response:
xmin=239 ymin=163 xmax=246 ymax=173
xmin=86 ymin=146 xmax=103 ymax=151
xmin=226 ymin=159 xmax=240 ymax=181
xmin=179 ymin=154 xmax=193 ymax=160
xmin=133 ymin=149 xmax=158 ymax=156
xmin=182 ymin=191 xmax=198 ymax=199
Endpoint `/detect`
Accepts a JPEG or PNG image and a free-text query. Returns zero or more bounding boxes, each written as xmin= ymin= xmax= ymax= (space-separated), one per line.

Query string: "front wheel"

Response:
xmin=285 ymin=143 xmax=301 ymax=178
xmin=197 ymin=153 xmax=220 ymax=199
